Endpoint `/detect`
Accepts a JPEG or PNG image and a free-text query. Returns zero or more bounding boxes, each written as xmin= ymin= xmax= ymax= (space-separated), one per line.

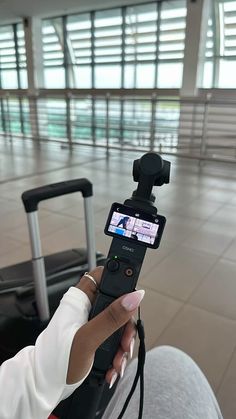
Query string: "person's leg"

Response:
xmin=102 ymin=346 xmax=223 ymax=419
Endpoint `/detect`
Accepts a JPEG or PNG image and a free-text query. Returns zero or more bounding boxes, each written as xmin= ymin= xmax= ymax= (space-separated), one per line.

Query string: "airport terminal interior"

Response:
xmin=0 ymin=0 xmax=236 ymax=418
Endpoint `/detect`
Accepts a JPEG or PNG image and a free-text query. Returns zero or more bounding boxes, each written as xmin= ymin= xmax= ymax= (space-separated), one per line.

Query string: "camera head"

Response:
xmin=125 ymin=152 xmax=171 ymax=213
xmin=104 ymin=153 xmax=170 ymax=250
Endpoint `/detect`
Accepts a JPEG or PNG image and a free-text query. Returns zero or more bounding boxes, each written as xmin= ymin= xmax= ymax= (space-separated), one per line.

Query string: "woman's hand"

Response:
xmin=66 ymin=266 xmax=145 ymax=388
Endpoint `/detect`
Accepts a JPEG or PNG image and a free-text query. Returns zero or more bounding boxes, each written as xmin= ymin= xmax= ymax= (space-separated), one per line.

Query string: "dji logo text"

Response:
xmin=122 ymin=246 xmax=134 ymax=253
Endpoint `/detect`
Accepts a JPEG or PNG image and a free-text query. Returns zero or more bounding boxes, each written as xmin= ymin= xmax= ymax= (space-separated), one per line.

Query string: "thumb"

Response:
xmin=84 ymin=290 xmax=145 ymax=352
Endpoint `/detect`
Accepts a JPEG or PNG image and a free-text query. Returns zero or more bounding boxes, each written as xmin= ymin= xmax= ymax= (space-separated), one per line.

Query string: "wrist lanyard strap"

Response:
xmin=117 ymin=309 xmax=146 ymax=419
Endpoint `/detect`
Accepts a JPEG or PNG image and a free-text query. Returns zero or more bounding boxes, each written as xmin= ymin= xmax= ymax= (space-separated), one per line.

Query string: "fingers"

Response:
xmin=106 ymin=350 xmax=129 ymax=389
xmin=105 ymin=349 xmax=128 ymax=388
xmin=105 ymin=319 xmax=137 ymax=387
xmin=120 ymin=318 xmax=136 ymax=355
xmin=76 ymin=266 xmax=104 ymax=304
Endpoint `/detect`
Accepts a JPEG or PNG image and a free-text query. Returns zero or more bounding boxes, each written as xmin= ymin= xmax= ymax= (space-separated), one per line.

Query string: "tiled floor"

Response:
xmin=1 ymin=139 xmax=236 ymax=418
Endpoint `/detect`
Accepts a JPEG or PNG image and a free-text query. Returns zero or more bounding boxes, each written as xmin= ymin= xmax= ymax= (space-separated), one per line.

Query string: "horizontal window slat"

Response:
xmin=225 ymin=35 xmax=236 ymax=42
xmin=95 ymin=57 xmax=121 ymax=63
xmin=159 ymin=28 xmax=185 ymax=35
xmin=95 ymin=49 xmax=122 ymax=56
xmin=0 ymin=57 xmax=16 ymax=63
xmin=159 ymin=38 xmax=185 ymax=45
xmin=159 ymin=53 xmax=184 ymax=60
xmin=0 ymin=50 xmax=16 ymax=57
xmin=224 ymin=10 xmax=236 ymax=18
xmin=94 ymin=23 xmax=121 ymax=31
xmin=43 ymin=45 xmax=62 ymax=52
xmin=224 ymin=23 xmax=236 ymax=30
xmin=70 ymin=42 xmax=92 ymax=49
xmin=66 ymin=28 xmax=91 ymax=35
xmin=44 ymin=59 xmax=64 ymax=64
xmin=0 ymin=64 xmax=17 ymax=69
xmin=44 ymin=52 xmax=64 ymax=58
xmin=224 ymin=45 xmax=236 ymax=51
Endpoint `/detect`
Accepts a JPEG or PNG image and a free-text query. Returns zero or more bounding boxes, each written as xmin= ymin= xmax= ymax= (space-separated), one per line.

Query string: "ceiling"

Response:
xmin=0 ymin=0 xmax=150 ymax=24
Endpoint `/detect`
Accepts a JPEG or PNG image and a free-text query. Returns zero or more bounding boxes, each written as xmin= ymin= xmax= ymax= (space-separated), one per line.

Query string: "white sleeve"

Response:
xmin=0 ymin=287 xmax=93 ymax=419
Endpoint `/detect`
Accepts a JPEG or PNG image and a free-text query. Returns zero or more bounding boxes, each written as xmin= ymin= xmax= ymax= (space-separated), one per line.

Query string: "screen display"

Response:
xmin=105 ymin=203 xmax=166 ymax=248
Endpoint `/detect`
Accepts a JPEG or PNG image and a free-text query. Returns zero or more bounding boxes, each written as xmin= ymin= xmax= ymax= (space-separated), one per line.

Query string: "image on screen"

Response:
xmin=107 ymin=211 xmax=160 ymax=245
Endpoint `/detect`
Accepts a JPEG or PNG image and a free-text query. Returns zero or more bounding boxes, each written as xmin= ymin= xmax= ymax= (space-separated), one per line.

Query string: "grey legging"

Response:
xmin=103 ymin=346 xmax=223 ymax=419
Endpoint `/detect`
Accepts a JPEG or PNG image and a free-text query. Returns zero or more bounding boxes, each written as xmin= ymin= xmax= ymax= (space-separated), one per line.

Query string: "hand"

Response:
xmin=66 ymin=266 xmax=145 ymax=388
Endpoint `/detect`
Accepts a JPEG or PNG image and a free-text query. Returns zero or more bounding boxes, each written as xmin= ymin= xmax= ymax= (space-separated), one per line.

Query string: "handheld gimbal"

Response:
xmin=59 ymin=152 xmax=170 ymax=419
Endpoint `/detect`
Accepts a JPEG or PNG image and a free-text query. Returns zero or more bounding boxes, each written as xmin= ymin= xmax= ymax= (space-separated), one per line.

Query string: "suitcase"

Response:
xmin=0 ymin=178 xmax=106 ymax=365
xmin=0 ymin=178 xmax=116 ymax=419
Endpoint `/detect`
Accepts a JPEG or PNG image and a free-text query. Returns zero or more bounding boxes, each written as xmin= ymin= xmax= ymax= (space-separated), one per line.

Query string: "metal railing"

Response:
xmin=0 ymin=89 xmax=236 ymax=163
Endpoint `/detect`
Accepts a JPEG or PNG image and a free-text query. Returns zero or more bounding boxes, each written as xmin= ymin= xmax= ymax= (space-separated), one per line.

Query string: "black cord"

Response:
xmin=117 ymin=307 xmax=146 ymax=419
xmin=138 ymin=319 xmax=145 ymax=419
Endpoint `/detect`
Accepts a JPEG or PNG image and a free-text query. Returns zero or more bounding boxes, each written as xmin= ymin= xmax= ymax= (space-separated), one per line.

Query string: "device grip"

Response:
xmin=22 ymin=178 xmax=92 ymax=213
xmin=89 ymin=292 xmax=124 ymax=373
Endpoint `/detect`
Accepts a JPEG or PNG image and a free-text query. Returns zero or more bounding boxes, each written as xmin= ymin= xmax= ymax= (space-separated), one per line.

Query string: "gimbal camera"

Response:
xmin=65 ymin=152 xmax=170 ymax=419
xmin=91 ymin=152 xmax=170 ymax=362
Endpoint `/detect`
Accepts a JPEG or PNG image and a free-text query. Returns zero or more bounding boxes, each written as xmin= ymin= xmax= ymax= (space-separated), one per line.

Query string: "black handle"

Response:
xmin=22 ymin=178 xmax=92 ymax=213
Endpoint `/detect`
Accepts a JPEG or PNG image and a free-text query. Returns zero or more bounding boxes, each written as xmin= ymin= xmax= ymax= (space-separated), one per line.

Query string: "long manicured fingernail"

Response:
xmin=109 ymin=371 xmax=118 ymax=389
xmin=129 ymin=338 xmax=135 ymax=359
xmin=121 ymin=290 xmax=145 ymax=311
xmin=120 ymin=355 xmax=128 ymax=379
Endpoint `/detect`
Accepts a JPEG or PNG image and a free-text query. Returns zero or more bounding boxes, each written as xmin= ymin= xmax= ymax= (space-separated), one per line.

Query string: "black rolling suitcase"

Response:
xmin=0 ymin=178 xmax=105 ymax=387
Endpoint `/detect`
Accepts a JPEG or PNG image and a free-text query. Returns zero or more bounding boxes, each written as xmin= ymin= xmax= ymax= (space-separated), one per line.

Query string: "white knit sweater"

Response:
xmin=0 ymin=287 xmax=93 ymax=419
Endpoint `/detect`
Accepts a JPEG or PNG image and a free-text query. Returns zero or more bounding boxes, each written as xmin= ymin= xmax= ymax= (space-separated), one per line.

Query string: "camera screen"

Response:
xmin=105 ymin=203 xmax=166 ymax=248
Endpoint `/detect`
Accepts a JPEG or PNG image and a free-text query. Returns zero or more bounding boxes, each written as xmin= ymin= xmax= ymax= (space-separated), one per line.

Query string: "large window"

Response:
xmin=94 ymin=9 xmax=122 ymax=88
xmin=202 ymin=0 xmax=236 ymax=88
xmin=67 ymin=13 xmax=92 ymax=88
xmin=43 ymin=18 xmax=65 ymax=88
xmin=125 ymin=3 xmax=158 ymax=88
xmin=2 ymin=1 xmax=236 ymax=92
xmin=0 ymin=23 xmax=27 ymax=89
xmin=158 ymin=0 xmax=186 ymax=88
xmin=218 ymin=0 xmax=236 ymax=87
xmin=0 ymin=23 xmax=28 ymax=137
xmin=42 ymin=1 xmax=187 ymax=89
xmin=202 ymin=16 xmax=214 ymax=88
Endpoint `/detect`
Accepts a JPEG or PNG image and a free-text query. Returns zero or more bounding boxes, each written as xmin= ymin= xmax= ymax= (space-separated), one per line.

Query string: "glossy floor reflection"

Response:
xmin=1 ymin=139 xmax=236 ymax=418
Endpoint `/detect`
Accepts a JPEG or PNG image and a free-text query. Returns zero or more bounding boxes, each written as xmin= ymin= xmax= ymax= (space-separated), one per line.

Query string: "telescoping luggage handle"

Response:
xmin=22 ymin=178 xmax=96 ymax=322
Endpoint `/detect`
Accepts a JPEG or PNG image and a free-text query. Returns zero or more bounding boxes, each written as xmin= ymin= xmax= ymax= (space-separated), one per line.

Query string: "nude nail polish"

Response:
xmin=120 ymin=356 xmax=128 ymax=378
xmin=109 ymin=371 xmax=118 ymax=389
xmin=121 ymin=290 xmax=145 ymax=311
xmin=129 ymin=337 xmax=135 ymax=359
